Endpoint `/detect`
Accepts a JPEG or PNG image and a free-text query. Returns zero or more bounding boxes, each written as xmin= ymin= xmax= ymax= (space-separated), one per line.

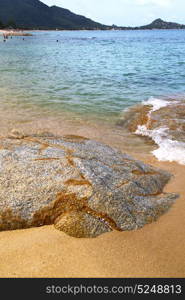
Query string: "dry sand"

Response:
xmin=0 ymin=151 xmax=184 ymax=278
xmin=0 ymin=29 xmax=32 ymax=36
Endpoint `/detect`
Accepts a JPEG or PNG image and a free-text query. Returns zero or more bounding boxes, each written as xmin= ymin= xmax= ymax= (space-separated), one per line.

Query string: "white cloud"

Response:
xmin=135 ymin=0 xmax=173 ymax=7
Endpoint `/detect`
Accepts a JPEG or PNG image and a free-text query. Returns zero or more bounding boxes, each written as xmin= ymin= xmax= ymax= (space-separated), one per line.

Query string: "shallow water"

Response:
xmin=0 ymin=30 xmax=185 ymax=163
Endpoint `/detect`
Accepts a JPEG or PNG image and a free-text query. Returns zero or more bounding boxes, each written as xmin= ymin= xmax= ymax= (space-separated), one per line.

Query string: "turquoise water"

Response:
xmin=1 ymin=30 xmax=185 ymax=120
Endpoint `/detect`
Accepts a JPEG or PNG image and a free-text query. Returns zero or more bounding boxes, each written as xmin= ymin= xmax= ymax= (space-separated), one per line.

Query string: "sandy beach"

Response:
xmin=0 ymin=29 xmax=32 ymax=36
xmin=0 ymin=147 xmax=184 ymax=278
xmin=0 ymin=26 xmax=185 ymax=279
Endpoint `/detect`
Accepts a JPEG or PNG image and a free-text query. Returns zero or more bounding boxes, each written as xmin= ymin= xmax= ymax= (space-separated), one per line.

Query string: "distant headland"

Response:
xmin=0 ymin=0 xmax=185 ymax=31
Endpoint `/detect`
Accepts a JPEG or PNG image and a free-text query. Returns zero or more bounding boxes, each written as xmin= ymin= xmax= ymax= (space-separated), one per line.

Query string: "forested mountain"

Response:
xmin=0 ymin=0 xmax=107 ymax=30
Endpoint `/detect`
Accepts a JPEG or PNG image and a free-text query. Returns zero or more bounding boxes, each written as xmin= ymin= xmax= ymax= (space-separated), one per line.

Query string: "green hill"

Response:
xmin=138 ymin=18 xmax=185 ymax=30
xmin=0 ymin=0 xmax=108 ymax=30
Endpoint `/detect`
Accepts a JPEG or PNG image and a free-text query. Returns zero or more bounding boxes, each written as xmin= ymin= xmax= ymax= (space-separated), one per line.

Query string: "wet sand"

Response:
xmin=0 ymin=148 xmax=184 ymax=278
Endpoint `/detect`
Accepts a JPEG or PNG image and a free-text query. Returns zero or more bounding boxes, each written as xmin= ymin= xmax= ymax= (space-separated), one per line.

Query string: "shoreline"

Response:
xmin=1 ymin=29 xmax=185 ymax=35
xmin=0 ymin=29 xmax=185 ymax=277
xmin=0 ymin=29 xmax=32 ymax=36
xmin=0 ymin=96 xmax=184 ymax=277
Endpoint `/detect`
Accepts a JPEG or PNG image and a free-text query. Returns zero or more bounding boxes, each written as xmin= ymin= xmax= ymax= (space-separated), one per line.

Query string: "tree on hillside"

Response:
xmin=0 ymin=20 xmax=4 ymax=28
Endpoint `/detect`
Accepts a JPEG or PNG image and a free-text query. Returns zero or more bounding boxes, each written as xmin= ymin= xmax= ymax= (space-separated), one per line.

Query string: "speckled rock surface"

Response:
xmin=0 ymin=132 xmax=178 ymax=238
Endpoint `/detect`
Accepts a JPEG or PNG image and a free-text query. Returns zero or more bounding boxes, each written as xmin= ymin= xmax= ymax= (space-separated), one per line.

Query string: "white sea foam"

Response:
xmin=142 ymin=97 xmax=171 ymax=112
xmin=135 ymin=97 xmax=185 ymax=165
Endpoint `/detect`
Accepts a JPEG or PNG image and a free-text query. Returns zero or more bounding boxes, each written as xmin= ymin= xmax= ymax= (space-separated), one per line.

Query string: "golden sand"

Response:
xmin=0 ymin=103 xmax=184 ymax=277
xmin=0 ymin=30 xmax=32 ymax=37
xmin=0 ymin=152 xmax=184 ymax=278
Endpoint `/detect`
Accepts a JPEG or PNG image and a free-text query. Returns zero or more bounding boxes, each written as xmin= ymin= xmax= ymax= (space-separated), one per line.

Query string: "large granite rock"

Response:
xmin=0 ymin=131 xmax=178 ymax=238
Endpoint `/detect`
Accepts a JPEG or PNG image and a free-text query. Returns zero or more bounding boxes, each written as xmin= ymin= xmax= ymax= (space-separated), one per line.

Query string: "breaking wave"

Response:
xmin=135 ymin=97 xmax=185 ymax=165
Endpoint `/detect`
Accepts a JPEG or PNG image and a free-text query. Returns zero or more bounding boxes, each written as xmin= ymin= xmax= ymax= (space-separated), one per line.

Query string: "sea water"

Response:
xmin=0 ymin=30 xmax=185 ymax=163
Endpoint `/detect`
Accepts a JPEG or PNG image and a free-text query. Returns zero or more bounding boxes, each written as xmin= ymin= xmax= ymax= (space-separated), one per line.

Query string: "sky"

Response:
xmin=43 ymin=0 xmax=185 ymax=26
